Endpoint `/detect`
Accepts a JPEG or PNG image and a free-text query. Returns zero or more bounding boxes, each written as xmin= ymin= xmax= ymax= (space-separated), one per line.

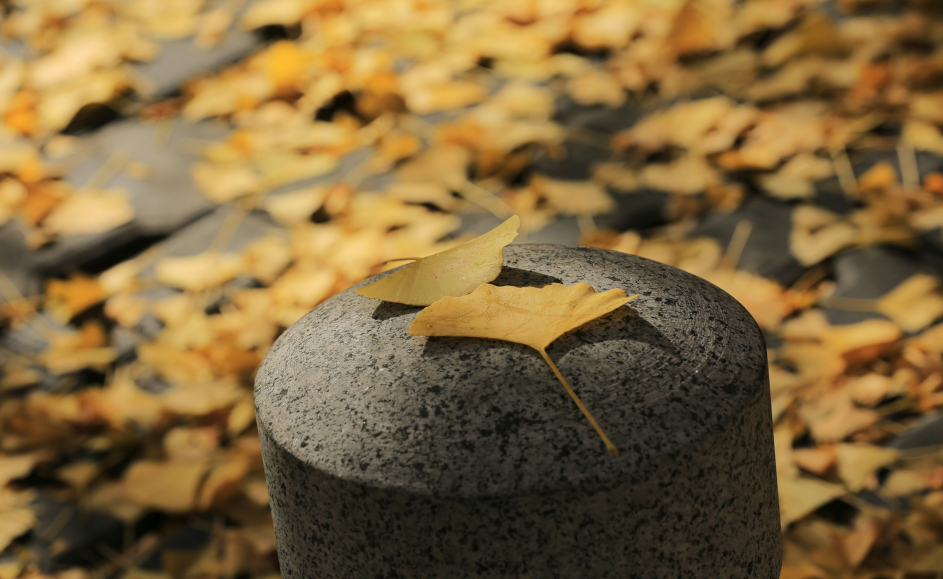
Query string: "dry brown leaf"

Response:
xmin=760 ymin=154 xmax=833 ymax=200
xmin=848 ymin=372 xmax=901 ymax=406
xmin=835 ymin=443 xmax=898 ymax=492
xmin=356 ymin=216 xmax=519 ymax=306
xmin=159 ymin=379 xmax=243 ymax=416
xmin=385 ymin=182 xmax=464 ymax=212
xmin=103 ymin=294 xmax=148 ymax=329
xmin=0 ymin=366 xmax=42 ymax=392
xmin=566 ymin=70 xmax=626 ymax=108
xmin=40 ymin=337 xmax=117 ymax=375
xmin=875 ymin=274 xmax=943 ymax=333
xmin=838 ymin=513 xmax=880 ymax=569
xmin=884 ymin=468 xmax=931 ymax=496
xmin=197 ymin=454 xmax=250 ymax=510
xmin=639 ymin=155 xmax=719 ymax=195
xmin=81 ymin=369 xmax=164 ymax=430
xmin=56 ymin=460 xmax=100 ymax=493
xmin=396 ymin=144 xmax=471 ymax=191
xmin=45 ymin=275 xmax=107 ymax=322
xmin=858 ymin=161 xmax=898 ymax=192
xmin=668 ymin=1 xmax=717 ymax=57
xmin=616 ymin=97 xmax=737 ymax=152
xmin=530 ymin=176 xmax=614 ymax=215
xmin=807 ymin=395 xmax=880 ymax=443
xmin=904 ymin=120 xmax=943 ymax=157
xmin=155 ymin=252 xmax=245 ymax=292
xmin=138 ymin=343 xmax=214 ymax=386
xmin=0 ymin=178 xmax=25 ymax=226
xmin=406 ymin=81 xmax=488 ymax=115
xmin=42 ymin=189 xmax=134 ymax=236
xmin=263 ymin=186 xmax=327 ymax=226
xmin=790 ymin=205 xmax=859 ymax=266
xmin=793 ymin=446 xmax=836 ymax=476
xmin=778 ymin=476 xmax=846 ymax=526
xmin=164 ymin=427 xmax=220 ymax=462
xmin=0 ymin=452 xmax=47 ymax=486
xmin=121 ymin=459 xmax=210 ymax=513
xmin=243 ymin=236 xmax=292 ymax=285
xmin=0 ymin=489 xmax=35 ymax=552
xmin=192 ymin=162 xmax=263 ymax=203
xmin=410 ymin=283 xmax=638 ymax=455
xmin=257 ymin=152 xmax=339 ymax=189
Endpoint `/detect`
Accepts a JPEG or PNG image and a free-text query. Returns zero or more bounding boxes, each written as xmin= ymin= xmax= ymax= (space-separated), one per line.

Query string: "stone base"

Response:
xmin=255 ymin=244 xmax=781 ymax=578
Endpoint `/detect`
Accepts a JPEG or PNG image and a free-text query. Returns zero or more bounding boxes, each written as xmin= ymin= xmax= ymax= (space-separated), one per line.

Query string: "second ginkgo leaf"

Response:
xmin=409 ymin=283 xmax=639 ymax=456
xmin=356 ymin=215 xmax=520 ymax=306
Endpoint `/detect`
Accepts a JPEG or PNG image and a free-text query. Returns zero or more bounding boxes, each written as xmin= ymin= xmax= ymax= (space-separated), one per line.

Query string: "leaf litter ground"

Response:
xmin=2 ymin=1 xmax=943 ymax=578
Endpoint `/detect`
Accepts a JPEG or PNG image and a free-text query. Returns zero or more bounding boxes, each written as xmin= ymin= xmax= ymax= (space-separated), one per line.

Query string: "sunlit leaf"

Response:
xmin=410 ymin=283 xmax=639 ymax=455
xmin=356 ymin=215 xmax=520 ymax=306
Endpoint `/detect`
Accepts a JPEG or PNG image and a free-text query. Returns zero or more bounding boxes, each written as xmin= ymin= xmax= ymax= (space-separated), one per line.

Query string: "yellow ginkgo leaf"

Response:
xmin=356 ymin=215 xmax=520 ymax=306
xmin=409 ymin=283 xmax=639 ymax=456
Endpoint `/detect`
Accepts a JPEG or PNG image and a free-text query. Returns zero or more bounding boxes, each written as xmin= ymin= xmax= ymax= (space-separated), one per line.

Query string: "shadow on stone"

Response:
xmin=550 ymin=306 xmax=681 ymax=360
xmin=491 ymin=267 xmax=562 ymax=287
xmin=421 ymin=335 xmax=533 ymax=359
xmin=372 ymin=301 xmax=422 ymax=321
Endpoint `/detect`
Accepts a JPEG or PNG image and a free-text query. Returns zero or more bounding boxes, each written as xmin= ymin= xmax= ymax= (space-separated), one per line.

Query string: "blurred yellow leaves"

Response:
xmin=42 ymin=189 xmax=134 ymax=235
xmin=155 ymin=252 xmax=245 ymax=292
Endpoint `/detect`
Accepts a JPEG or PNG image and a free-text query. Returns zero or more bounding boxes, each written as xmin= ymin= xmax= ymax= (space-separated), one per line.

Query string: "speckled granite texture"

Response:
xmin=255 ymin=244 xmax=781 ymax=578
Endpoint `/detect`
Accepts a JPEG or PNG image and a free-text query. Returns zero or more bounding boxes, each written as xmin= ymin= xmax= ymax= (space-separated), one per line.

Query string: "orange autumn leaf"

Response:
xmin=356 ymin=215 xmax=520 ymax=306
xmin=45 ymin=274 xmax=107 ymax=322
xmin=410 ymin=283 xmax=639 ymax=455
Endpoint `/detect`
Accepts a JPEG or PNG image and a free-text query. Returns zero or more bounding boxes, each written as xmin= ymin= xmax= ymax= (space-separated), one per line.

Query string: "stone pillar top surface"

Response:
xmin=254 ymin=244 xmax=767 ymax=499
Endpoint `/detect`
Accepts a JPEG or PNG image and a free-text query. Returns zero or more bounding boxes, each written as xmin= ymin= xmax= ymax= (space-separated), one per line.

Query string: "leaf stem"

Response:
xmin=538 ymin=349 xmax=618 ymax=456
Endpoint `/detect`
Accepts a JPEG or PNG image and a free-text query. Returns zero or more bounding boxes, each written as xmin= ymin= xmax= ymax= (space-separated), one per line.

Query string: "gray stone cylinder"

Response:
xmin=254 ymin=244 xmax=781 ymax=579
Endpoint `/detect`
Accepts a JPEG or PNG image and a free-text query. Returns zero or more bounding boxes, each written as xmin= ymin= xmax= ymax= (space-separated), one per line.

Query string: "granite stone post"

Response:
xmin=254 ymin=244 xmax=782 ymax=578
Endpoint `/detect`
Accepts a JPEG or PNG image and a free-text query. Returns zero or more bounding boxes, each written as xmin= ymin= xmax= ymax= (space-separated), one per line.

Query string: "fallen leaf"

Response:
xmin=243 ymin=236 xmax=292 ymax=285
xmin=875 ymin=274 xmax=943 ymax=333
xmin=56 ymin=460 xmax=100 ymax=493
xmin=530 ymin=176 xmax=615 ymax=215
xmin=121 ymin=459 xmax=210 ymax=513
xmin=356 ymin=215 xmax=520 ymax=306
xmin=42 ymin=189 xmax=134 ymax=236
xmin=396 ymin=144 xmax=471 ymax=191
xmin=410 ymin=283 xmax=638 ymax=455
xmin=668 ymin=0 xmax=718 ymax=57
xmin=163 ymin=427 xmax=220 ymax=461
xmin=566 ymin=69 xmax=626 ymax=108
xmin=807 ymin=394 xmax=880 ymax=443
xmin=835 ymin=444 xmax=898 ymax=492
xmin=790 ymin=205 xmax=859 ymax=266
xmin=778 ymin=476 xmax=846 ymax=526
xmin=793 ymin=446 xmax=836 ymax=476
xmin=0 ymin=489 xmax=35 ymax=552
xmin=905 ymin=120 xmax=943 ymax=156
xmin=191 ymin=162 xmax=263 ymax=203
xmin=0 ymin=452 xmax=47 ymax=486
xmin=155 ymin=252 xmax=245 ymax=292
xmin=838 ymin=513 xmax=880 ymax=568
xmin=639 ymin=155 xmax=719 ymax=195
xmin=858 ymin=161 xmax=898 ymax=192
xmin=197 ymin=453 xmax=250 ymax=510
xmin=263 ymin=186 xmax=327 ymax=226
xmin=759 ymin=154 xmax=833 ymax=200
xmin=45 ymin=274 xmax=107 ymax=322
